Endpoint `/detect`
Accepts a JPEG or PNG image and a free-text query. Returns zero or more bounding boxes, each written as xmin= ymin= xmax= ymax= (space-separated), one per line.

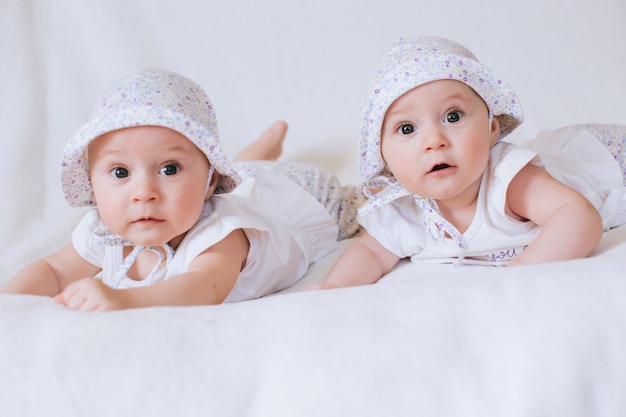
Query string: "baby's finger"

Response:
xmin=62 ymin=288 xmax=88 ymax=311
xmin=53 ymin=293 xmax=66 ymax=305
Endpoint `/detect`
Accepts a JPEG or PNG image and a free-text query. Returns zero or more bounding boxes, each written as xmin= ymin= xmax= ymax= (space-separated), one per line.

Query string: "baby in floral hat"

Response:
xmin=2 ymin=68 xmax=362 ymax=310
xmin=310 ymin=36 xmax=626 ymax=290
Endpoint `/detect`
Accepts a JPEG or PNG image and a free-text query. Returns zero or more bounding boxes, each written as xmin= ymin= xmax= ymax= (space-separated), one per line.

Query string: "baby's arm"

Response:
xmin=309 ymin=231 xmax=401 ymax=290
xmin=505 ymin=163 xmax=603 ymax=266
xmin=1 ymin=244 xmax=100 ymax=296
xmin=55 ymin=229 xmax=249 ymax=311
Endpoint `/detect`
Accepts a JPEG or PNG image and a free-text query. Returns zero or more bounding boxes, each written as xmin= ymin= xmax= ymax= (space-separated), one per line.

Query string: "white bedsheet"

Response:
xmin=1 ymin=225 xmax=625 ymax=416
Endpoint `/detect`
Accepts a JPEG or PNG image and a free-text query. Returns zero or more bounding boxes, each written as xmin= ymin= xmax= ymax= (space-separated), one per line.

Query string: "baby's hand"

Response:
xmin=54 ymin=278 xmax=126 ymax=312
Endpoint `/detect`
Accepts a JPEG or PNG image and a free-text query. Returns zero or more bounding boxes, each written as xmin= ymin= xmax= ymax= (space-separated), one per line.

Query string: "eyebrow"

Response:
xmin=159 ymin=144 xmax=194 ymax=153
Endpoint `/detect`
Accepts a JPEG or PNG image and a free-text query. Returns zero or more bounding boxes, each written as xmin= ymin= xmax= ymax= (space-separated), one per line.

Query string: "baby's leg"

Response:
xmin=286 ymin=164 xmax=363 ymax=240
xmin=331 ymin=184 xmax=365 ymax=240
xmin=233 ymin=121 xmax=287 ymax=162
xmin=244 ymin=161 xmax=364 ymax=240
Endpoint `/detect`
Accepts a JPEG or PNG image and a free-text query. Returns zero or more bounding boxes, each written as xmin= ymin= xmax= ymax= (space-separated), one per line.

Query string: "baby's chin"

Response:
xmin=401 ymin=186 xmax=462 ymax=202
xmin=114 ymin=227 xmax=188 ymax=249
xmin=120 ymin=234 xmax=181 ymax=249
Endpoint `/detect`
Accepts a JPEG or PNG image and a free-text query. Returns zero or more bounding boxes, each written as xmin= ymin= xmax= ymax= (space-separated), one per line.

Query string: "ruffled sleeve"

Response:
xmin=359 ymin=195 xmax=429 ymax=259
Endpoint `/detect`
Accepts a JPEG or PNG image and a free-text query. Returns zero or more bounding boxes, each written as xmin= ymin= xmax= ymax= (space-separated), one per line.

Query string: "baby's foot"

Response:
xmin=234 ymin=121 xmax=287 ymax=161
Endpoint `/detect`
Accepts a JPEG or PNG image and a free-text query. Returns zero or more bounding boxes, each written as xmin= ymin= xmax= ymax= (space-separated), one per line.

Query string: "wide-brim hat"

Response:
xmin=60 ymin=67 xmax=240 ymax=207
xmin=358 ymin=36 xmax=524 ymax=189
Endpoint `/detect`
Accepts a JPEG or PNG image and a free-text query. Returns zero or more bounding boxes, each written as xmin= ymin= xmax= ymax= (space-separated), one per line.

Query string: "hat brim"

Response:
xmin=358 ymin=54 xmax=523 ymax=188
xmin=60 ymin=106 xmax=240 ymax=207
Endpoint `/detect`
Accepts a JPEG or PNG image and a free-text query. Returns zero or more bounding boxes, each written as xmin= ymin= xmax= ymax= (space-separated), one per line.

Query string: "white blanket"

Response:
xmin=2 ymin=0 xmax=626 ymax=416
xmin=2 ymin=226 xmax=626 ymax=416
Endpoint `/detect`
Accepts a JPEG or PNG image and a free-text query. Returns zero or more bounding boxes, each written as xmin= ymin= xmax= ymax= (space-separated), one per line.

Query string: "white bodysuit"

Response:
xmin=73 ymin=171 xmax=338 ymax=302
xmin=360 ymin=127 xmax=626 ymax=266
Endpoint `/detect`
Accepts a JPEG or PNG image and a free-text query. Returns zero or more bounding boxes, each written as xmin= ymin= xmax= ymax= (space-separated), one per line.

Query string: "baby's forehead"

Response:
xmin=87 ymin=125 xmax=206 ymax=159
xmin=398 ymin=79 xmax=483 ymax=102
xmin=386 ymin=80 xmax=487 ymax=114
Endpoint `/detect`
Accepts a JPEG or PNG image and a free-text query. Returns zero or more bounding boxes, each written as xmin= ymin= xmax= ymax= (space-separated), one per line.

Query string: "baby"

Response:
xmin=2 ymin=68 xmax=362 ymax=309
xmin=311 ymin=36 xmax=626 ymax=289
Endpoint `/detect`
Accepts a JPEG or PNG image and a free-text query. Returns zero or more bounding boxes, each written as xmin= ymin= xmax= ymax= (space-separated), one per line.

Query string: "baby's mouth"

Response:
xmin=430 ymin=163 xmax=451 ymax=172
xmin=133 ymin=217 xmax=162 ymax=224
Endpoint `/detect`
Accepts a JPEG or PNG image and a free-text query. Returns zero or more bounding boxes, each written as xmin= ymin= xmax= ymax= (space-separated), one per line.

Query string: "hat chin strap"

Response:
xmin=91 ymin=228 xmax=175 ymax=288
xmin=109 ymin=244 xmax=175 ymax=288
xmin=415 ymin=110 xmax=489 ymax=261
xmin=362 ymin=176 xmax=467 ymax=264
xmin=412 ymin=196 xmax=466 ymax=264
xmin=411 ymin=111 xmax=489 ymax=261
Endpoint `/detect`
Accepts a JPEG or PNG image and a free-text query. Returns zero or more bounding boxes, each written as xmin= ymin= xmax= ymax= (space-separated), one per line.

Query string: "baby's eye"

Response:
xmin=111 ymin=167 xmax=129 ymax=178
xmin=397 ymin=123 xmax=415 ymax=135
xmin=445 ymin=111 xmax=462 ymax=123
xmin=160 ymin=164 xmax=179 ymax=176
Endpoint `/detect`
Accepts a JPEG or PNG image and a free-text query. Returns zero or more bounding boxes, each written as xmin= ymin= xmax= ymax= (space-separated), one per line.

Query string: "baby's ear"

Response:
xmin=489 ymin=116 xmax=501 ymax=146
xmin=205 ymin=170 xmax=219 ymax=200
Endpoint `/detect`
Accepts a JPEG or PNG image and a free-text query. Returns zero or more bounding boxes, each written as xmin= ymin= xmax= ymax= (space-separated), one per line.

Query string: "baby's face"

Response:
xmin=88 ymin=126 xmax=213 ymax=249
xmin=380 ymin=79 xmax=499 ymax=205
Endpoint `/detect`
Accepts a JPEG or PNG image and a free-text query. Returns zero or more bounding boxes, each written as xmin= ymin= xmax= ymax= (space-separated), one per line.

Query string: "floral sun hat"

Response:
xmin=60 ymin=67 xmax=240 ymax=207
xmin=358 ymin=36 xmax=524 ymax=193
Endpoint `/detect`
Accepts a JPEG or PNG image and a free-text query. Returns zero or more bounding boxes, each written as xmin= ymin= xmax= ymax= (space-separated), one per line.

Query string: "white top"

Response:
xmin=72 ymin=172 xmax=338 ymax=302
xmin=360 ymin=127 xmax=626 ymax=266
